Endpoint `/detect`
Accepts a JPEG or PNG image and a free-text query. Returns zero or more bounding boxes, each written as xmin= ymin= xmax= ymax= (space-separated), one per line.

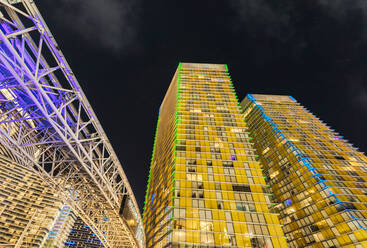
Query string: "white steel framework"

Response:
xmin=0 ymin=1 xmax=144 ymax=247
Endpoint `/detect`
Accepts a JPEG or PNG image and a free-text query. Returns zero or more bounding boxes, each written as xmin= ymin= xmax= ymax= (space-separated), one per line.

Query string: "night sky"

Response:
xmin=38 ymin=0 xmax=367 ymax=211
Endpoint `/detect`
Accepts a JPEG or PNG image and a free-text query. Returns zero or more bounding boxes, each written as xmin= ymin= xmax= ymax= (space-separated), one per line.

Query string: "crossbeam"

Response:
xmin=0 ymin=1 xmax=144 ymax=247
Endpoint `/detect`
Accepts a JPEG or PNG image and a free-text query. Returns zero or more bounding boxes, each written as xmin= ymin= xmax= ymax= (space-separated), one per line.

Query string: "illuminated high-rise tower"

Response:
xmin=143 ymin=63 xmax=287 ymax=248
xmin=241 ymin=94 xmax=367 ymax=247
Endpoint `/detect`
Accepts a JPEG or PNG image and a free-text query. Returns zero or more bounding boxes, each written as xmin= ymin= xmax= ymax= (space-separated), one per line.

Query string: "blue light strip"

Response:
xmin=246 ymin=94 xmax=366 ymax=230
xmin=289 ymin=96 xmax=297 ymax=102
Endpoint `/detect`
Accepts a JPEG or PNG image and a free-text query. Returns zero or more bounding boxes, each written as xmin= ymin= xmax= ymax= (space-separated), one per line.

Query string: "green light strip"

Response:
xmin=172 ymin=62 xmax=182 ymax=208
xmin=224 ymin=64 xmax=242 ymax=110
xmin=142 ymin=113 xmax=160 ymax=222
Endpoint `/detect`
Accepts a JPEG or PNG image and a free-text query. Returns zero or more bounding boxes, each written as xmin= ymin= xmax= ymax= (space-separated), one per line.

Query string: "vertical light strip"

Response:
xmin=143 ymin=112 xmax=160 ymax=223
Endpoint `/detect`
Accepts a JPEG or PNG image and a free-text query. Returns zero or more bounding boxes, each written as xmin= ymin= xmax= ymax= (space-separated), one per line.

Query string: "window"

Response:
xmin=187 ymin=159 xmax=196 ymax=165
xmin=223 ymin=161 xmax=233 ymax=167
xmin=205 ymin=210 xmax=212 ymax=220
xmin=176 ymin=146 xmax=186 ymax=151
xmin=232 ymin=184 xmax=251 ymax=192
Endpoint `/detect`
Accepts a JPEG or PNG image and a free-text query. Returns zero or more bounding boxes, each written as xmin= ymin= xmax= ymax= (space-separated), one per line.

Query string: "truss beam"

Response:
xmin=0 ymin=1 xmax=144 ymax=247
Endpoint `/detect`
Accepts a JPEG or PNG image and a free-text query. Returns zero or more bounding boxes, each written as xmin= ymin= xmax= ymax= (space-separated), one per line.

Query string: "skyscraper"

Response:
xmin=0 ymin=155 xmax=64 ymax=247
xmin=241 ymin=94 xmax=367 ymax=247
xmin=143 ymin=63 xmax=287 ymax=248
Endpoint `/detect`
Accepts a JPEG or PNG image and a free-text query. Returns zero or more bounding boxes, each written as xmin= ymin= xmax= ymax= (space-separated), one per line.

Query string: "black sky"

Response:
xmin=38 ymin=0 xmax=367 ymax=211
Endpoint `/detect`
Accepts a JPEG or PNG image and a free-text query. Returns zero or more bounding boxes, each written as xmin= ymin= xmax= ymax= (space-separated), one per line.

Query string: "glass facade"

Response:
xmin=44 ymin=205 xmax=76 ymax=247
xmin=0 ymin=155 xmax=63 ymax=247
xmin=64 ymin=217 xmax=103 ymax=248
xmin=143 ymin=63 xmax=287 ymax=248
xmin=241 ymin=94 xmax=367 ymax=248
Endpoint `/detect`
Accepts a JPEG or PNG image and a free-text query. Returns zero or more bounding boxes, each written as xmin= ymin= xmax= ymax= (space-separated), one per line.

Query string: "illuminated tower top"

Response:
xmin=143 ymin=63 xmax=287 ymax=248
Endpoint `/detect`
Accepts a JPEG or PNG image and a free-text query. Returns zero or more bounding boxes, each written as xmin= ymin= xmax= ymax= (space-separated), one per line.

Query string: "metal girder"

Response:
xmin=0 ymin=1 xmax=144 ymax=247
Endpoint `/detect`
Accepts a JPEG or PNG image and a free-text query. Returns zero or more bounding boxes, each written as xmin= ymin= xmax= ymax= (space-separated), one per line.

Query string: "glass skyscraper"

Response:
xmin=143 ymin=63 xmax=287 ymax=248
xmin=241 ymin=94 xmax=367 ymax=247
xmin=0 ymin=155 xmax=65 ymax=247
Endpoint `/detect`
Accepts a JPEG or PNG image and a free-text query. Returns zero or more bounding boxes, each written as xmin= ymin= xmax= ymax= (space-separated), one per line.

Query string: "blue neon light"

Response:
xmin=248 ymin=95 xmax=366 ymax=231
xmin=65 ymin=241 xmax=76 ymax=245
xmin=289 ymin=96 xmax=296 ymax=101
xmin=247 ymin=94 xmax=256 ymax=102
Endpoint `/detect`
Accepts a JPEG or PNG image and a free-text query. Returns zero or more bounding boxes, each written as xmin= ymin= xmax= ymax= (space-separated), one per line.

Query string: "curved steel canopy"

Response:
xmin=0 ymin=1 xmax=145 ymax=247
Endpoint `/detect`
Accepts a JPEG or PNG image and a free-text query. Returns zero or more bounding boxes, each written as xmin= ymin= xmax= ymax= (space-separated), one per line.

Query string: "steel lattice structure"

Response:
xmin=0 ymin=1 xmax=144 ymax=247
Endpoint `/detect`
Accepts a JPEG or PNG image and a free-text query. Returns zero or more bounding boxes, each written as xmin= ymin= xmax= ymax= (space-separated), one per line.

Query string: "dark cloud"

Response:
xmin=318 ymin=0 xmax=367 ymax=18
xmin=348 ymin=74 xmax=367 ymax=111
xmin=313 ymin=0 xmax=367 ymax=112
xmin=356 ymin=88 xmax=367 ymax=110
xmin=229 ymin=0 xmax=294 ymax=41
xmin=229 ymin=0 xmax=367 ymax=40
xmin=50 ymin=0 xmax=140 ymax=52
xmin=230 ymin=0 xmax=367 ymax=111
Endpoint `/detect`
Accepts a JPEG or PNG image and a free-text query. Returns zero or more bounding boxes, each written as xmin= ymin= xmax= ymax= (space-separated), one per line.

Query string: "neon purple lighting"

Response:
xmin=0 ymin=5 xmax=144 ymax=246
